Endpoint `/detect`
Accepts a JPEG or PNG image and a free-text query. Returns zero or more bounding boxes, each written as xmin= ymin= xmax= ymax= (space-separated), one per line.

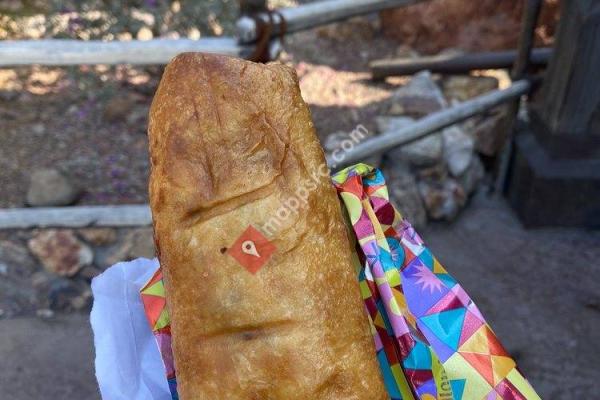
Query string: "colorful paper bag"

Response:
xmin=141 ymin=163 xmax=540 ymax=400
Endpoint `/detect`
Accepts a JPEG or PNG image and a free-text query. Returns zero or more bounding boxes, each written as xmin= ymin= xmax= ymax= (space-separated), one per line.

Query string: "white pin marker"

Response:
xmin=241 ymin=240 xmax=260 ymax=258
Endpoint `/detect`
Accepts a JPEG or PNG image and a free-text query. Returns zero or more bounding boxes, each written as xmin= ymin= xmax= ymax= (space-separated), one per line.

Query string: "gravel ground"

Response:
xmin=0 ymin=21 xmax=401 ymax=208
xmin=1 ymin=194 xmax=598 ymax=399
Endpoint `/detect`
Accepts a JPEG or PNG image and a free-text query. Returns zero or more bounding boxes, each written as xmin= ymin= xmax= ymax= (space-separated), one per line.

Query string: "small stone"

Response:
xmin=395 ymin=45 xmax=419 ymax=58
xmin=78 ymin=228 xmax=117 ymax=246
xmin=442 ymin=125 xmax=474 ymax=177
xmin=97 ymin=228 xmax=155 ymax=268
xmin=31 ymin=271 xmax=53 ymax=289
xmin=32 ymin=123 xmax=46 ymax=135
xmin=136 ymin=26 xmax=153 ymax=41
xmin=78 ymin=265 xmax=103 ymax=281
xmin=0 ymin=90 xmax=19 ymax=102
xmin=28 ymin=230 xmax=93 ymax=277
xmin=36 ymin=308 xmax=54 ymax=319
xmin=384 ymin=164 xmax=427 ymax=229
xmin=470 ymin=108 xmax=509 ymax=156
xmin=388 ymin=71 xmax=447 ymax=117
xmin=442 ymin=75 xmax=499 ymax=102
xmin=415 ymin=163 xmax=448 ymax=182
xmin=26 ymin=168 xmax=80 ymax=207
xmin=458 ymin=156 xmax=485 ymax=196
xmin=377 ymin=116 xmax=443 ymax=167
xmin=418 ymin=178 xmax=466 ymax=221
xmin=47 ymin=278 xmax=81 ymax=311
xmin=0 ymin=239 xmax=37 ymax=277
xmin=324 ymin=129 xmax=381 ymax=168
xmin=71 ymin=289 xmax=92 ymax=311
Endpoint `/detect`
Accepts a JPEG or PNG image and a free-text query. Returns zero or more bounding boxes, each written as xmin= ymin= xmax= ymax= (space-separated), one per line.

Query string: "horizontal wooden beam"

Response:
xmin=0 ymin=205 xmax=151 ymax=229
xmin=0 ymin=38 xmax=251 ymax=66
xmin=237 ymin=0 xmax=425 ymax=43
xmin=370 ymin=48 xmax=553 ymax=79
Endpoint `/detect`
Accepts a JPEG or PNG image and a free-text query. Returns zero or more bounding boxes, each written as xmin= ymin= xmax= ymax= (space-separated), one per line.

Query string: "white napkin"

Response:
xmin=90 ymin=258 xmax=172 ymax=400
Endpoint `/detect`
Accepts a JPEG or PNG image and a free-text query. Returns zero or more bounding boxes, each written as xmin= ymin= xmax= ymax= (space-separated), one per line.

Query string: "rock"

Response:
xmin=442 ymin=75 xmax=499 ymax=102
xmin=442 ymin=126 xmax=474 ymax=177
xmin=469 ymin=108 xmax=509 ymax=156
xmin=395 ymin=45 xmax=420 ymax=58
xmin=415 ymin=163 xmax=448 ymax=182
xmin=36 ymin=308 xmax=54 ymax=319
xmin=0 ymin=240 xmax=37 ymax=277
xmin=384 ymin=163 xmax=427 ymax=229
xmin=70 ymin=290 xmax=93 ymax=311
xmin=26 ymin=168 xmax=80 ymax=207
xmin=78 ymin=228 xmax=117 ymax=246
xmin=136 ymin=26 xmax=154 ymax=41
xmin=47 ymin=278 xmax=81 ymax=311
xmin=324 ymin=128 xmax=382 ymax=168
xmin=78 ymin=265 xmax=103 ymax=282
xmin=377 ymin=116 xmax=443 ymax=167
xmin=33 ymin=272 xmax=91 ymax=312
xmin=28 ymin=230 xmax=93 ymax=277
xmin=418 ymin=178 xmax=466 ymax=221
xmin=97 ymin=228 xmax=155 ymax=268
xmin=458 ymin=156 xmax=485 ymax=196
xmin=388 ymin=71 xmax=447 ymax=117
xmin=31 ymin=123 xmax=46 ymax=135
xmin=0 ymin=90 xmax=19 ymax=102
xmin=0 ymin=240 xmax=39 ymax=316
xmin=31 ymin=270 xmax=53 ymax=290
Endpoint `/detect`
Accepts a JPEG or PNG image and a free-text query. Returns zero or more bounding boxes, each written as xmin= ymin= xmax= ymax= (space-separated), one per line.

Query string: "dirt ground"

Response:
xmin=1 ymin=2 xmax=598 ymax=399
xmin=0 ymin=19 xmax=401 ymax=207
xmin=1 ymin=194 xmax=599 ymax=399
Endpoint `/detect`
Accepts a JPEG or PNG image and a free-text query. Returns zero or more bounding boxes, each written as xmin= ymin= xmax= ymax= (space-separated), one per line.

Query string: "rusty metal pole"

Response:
xmin=494 ymin=0 xmax=543 ymax=194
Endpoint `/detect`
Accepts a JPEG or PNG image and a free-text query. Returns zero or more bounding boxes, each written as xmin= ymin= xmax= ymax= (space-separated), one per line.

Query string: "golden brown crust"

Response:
xmin=148 ymin=53 xmax=387 ymax=399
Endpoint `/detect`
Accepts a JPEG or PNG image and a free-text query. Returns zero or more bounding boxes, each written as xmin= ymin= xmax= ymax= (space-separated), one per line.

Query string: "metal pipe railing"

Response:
xmin=0 ymin=80 xmax=532 ymax=229
xmin=328 ymin=80 xmax=532 ymax=169
xmin=370 ymin=48 xmax=552 ymax=79
xmin=0 ymin=38 xmax=251 ymax=66
xmin=237 ymin=0 xmax=425 ymax=43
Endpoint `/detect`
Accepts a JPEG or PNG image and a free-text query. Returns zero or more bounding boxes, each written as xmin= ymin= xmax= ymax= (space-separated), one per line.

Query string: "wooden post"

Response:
xmin=507 ymin=0 xmax=600 ymax=227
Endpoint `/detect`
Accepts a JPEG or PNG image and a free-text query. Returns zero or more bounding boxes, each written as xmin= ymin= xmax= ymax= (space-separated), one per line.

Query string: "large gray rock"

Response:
xmin=28 ymin=230 xmax=93 ymax=277
xmin=388 ymin=71 xmax=447 ymax=117
xmin=376 ymin=116 xmax=443 ymax=167
xmin=384 ymin=163 xmax=427 ymax=229
xmin=442 ymin=125 xmax=474 ymax=177
xmin=323 ymin=128 xmax=381 ymax=168
xmin=26 ymin=168 xmax=80 ymax=207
